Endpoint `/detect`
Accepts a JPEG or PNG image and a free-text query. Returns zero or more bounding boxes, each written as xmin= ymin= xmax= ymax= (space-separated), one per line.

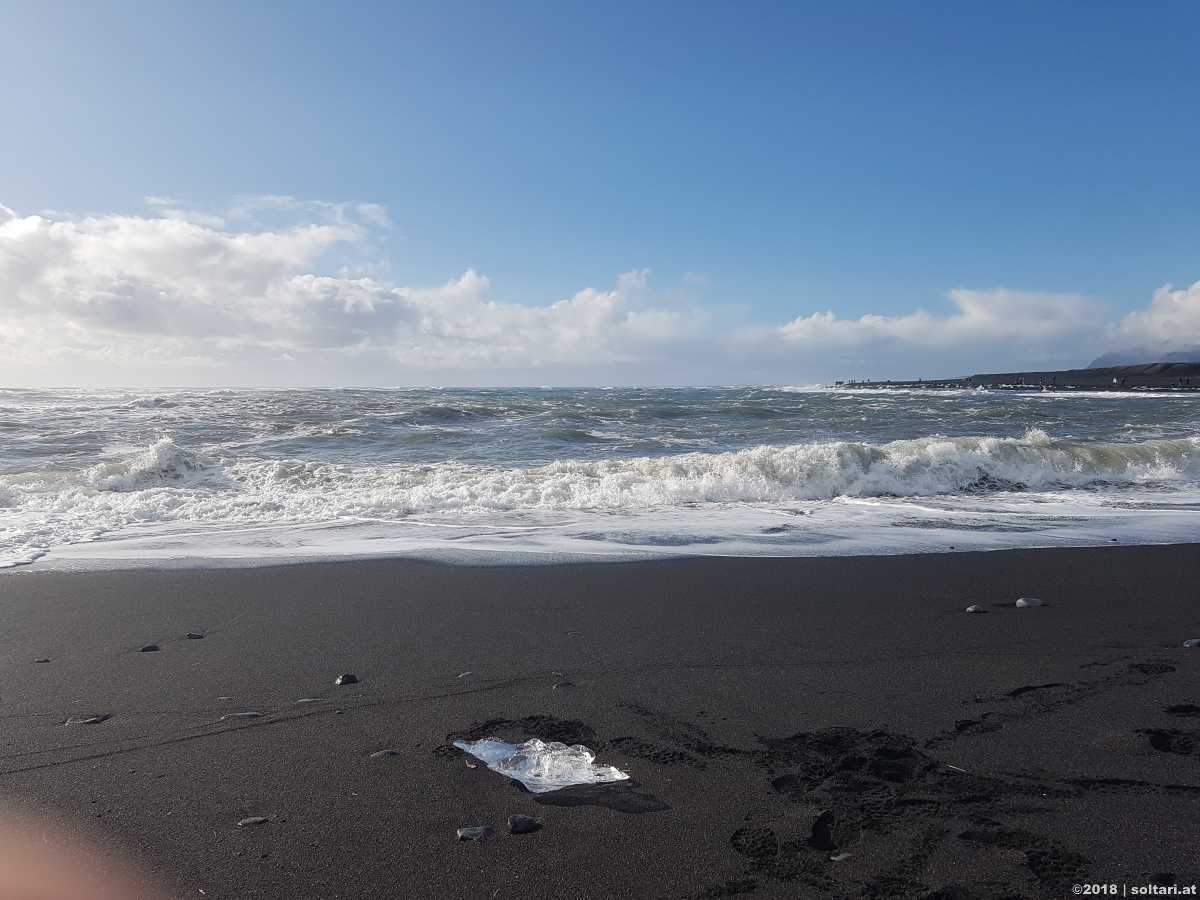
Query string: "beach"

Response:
xmin=1 ymin=545 xmax=1198 ymax=899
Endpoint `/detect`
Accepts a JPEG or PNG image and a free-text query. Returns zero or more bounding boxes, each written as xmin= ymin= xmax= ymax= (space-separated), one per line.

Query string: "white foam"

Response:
xmin=5 ymin=429 xmax=1200 ymax=569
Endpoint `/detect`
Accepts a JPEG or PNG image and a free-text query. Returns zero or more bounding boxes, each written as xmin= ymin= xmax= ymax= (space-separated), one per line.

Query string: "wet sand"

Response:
xmin=1 ymin=545 xmax=1198 ymax=899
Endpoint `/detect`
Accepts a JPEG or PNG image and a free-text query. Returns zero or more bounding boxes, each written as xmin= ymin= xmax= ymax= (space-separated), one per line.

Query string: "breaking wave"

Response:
xmin=1 ymin=382 xmax=1198 ymax=568
xmin=86 ymin=439 xmax=223 ymax=492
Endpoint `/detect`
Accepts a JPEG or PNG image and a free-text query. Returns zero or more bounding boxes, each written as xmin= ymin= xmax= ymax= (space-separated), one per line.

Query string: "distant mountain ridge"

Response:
xmin=1089 ymin=349 xmax=1200 ymax=366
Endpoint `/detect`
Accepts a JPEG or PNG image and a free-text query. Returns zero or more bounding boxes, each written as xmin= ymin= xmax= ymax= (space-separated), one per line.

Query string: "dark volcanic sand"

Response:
xmin=1 ymin=546 xmax=1198 ymax=899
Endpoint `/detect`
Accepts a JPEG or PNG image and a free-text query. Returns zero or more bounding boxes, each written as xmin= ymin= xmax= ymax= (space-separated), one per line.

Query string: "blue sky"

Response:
xmin=1 ymin=1 xmax=1198 ymax=386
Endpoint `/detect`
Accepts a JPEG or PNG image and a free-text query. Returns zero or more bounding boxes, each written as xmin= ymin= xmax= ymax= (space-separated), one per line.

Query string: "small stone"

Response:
xmin=65 ymin=715 xmax=109 ymax=726
xmin=1015 ymin=598 xmax=1043 ymax=608
xmin=456 ymin=826 xmax=495 ymax=841
xmin=33 ymin=657 xmax=50 ymax=664
xmin=237 ymin=817 xmax=269 ymax=827
xmin=508 ymin=815 xmax=540 ymax=834
xmin=187 ymin=632 xmax=204 ymax=639
xmin=220 ymin=712 xmax=262 ymax=720
xmin=464 ymin=759 xmax=477 ymax=769
xmin=965 ymin=605 xmax=986 ymax=614
xmin=457 ymin=671 xmax=472 ymax=678
xmin=140 ymin=644 xmax=160 ymax=652
xmin=831 ymin=852 xmax=854 ymax=862
xmin=370 ymin=749 xmax=399 ymax=759
xmin=334 ymin=673 xmax=358 ymax=685
xmin=1184 ymin=639 xmax=1200 ymax=648
xmin=296 ymin=698 xmax=320 ymax=703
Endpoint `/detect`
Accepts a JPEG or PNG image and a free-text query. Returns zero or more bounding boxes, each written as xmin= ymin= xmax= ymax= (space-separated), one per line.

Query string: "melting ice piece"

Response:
xmin=453 ymin=738 xmax=630 ymax=793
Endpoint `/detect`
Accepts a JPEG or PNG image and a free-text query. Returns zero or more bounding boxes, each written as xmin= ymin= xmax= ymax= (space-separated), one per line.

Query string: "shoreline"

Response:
xmin=10 ymin=522 xmax=1200 ymax=576
xmin=2 ymin=545 xmax=1198 ymax=898
xmin=838 ymin=361 xmax=1200 ymax=391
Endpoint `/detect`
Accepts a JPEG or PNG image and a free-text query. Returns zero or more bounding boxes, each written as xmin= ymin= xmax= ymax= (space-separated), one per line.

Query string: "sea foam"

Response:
xmin=1 ymin=388 xmax=1198 ymax=567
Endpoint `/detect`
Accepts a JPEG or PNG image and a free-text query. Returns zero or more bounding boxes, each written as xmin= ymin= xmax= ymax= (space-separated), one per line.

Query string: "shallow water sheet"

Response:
xmin=453 ymin=737 xmax=630 ymax=793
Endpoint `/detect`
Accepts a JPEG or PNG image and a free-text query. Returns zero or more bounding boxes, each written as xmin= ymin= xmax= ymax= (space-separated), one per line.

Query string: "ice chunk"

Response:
xmin=453 ymin=738 xmax=629 ymax=793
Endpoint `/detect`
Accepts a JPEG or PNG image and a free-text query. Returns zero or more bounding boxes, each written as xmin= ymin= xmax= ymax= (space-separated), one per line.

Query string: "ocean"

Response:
xmin=1 ymin=386 xmax=1198 ymax=569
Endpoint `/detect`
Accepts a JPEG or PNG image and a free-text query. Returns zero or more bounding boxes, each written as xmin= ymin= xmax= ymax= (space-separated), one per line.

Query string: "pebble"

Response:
xmin=237 ymin=817 xmax=269 ymax=827
xmin=456 ymin=826 xmax=495 ymax=841
xmin=965 ymin=605 xmax=986 ymax=614
xmin=34 ymin=657 xmax=50 ymax=664
xmin=457 ymin=671 xmax=472 ymax=678
xmin=220 ymin=712 xmax=262 ymax=720
xmin=1015 ymin=598 xmax=1043 ymax=608
xmin=140 ymin=644 xmax=160 ymax=652
xmin=296 ymin=698 xmax=320 ymax=704
xmin=187 ymin=632 xmax=204 ymax=639
xmin=370 ymin=749 xmax=399 ymax=759
xmin=831 ymin=852 xmax=854 ymax=862
xmin=65 ymin=716 xmax=109 ymax=726
xmin=334 ymin=673 xmax=358 ymax=685
xmin=508 ymin=815 xmax=540 ymax=834
xmin=464 ymin=759 xmax=477 ymax=769
xmin=1184 ymin=639 xmax=1200 ymax=648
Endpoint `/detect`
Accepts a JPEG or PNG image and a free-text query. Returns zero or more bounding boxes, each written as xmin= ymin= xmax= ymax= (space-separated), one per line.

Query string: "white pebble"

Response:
xmin=64 ymin=716 xmax=108 ymax=726
xmin=237 ymin=816 xmax=269 ymax=827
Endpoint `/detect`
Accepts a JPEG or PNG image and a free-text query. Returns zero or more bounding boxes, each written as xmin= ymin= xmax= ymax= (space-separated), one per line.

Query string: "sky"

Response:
xmin=0 ymin=0 xmax=1198 ymax=387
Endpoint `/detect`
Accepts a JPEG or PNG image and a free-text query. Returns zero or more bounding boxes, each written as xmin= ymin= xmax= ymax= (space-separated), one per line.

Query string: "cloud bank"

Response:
xmin=0 ymin=200 xmax=1196 ymax=385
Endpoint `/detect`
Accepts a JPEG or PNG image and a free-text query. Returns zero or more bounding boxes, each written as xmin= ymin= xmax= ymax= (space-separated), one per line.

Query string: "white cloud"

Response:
xmin=0 ymin=199 xmax=1195 ymax=385
xmin=0 ymin=202 xmax=704 ymax=383
xmin=1109 ymin=281 xmax=1200 ymax=352
xmin=355 ymin=203 xmax=391 ymax=227
xmin=778 ymin=289 xmax=1103 ymax=348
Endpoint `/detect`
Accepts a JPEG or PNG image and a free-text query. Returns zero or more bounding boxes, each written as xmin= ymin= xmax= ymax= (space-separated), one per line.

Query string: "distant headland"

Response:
xmin=837 ymin=361 xmax=1200 ymax=391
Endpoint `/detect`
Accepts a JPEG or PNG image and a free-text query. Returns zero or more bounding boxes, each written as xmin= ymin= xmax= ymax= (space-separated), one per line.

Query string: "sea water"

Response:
xmin=0 ymin=386 xmax=1197 ymax=569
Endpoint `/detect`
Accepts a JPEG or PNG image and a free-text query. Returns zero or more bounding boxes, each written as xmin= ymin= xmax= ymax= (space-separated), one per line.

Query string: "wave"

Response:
xmin=85 ymin=439 xmax=224 ymax=492
xmin=0 ymin=429 xmax=1198 ymax=566
xmin=529 ymin=428 xmax=1195 ymax=505
xmin=187 ymin=429 xmax=1199 ymax=516
xmin=9 ymin=430 xmax=1200 ymax=512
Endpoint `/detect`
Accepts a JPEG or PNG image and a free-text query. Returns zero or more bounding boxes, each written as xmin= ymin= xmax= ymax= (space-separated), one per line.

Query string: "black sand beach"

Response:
xmin=1 ymin=546 xmax=1198 ymax=899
